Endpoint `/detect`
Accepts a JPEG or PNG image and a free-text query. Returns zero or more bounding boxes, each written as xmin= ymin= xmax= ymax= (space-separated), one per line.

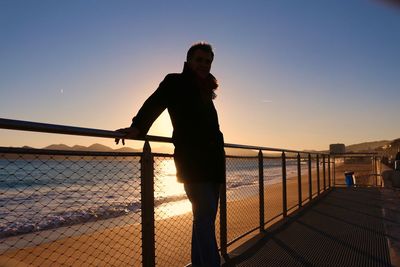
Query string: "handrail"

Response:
xmin=0 ymin=118 xmax=328 ymax=155
xmin=0 ymin=146 xmax=142 ymax=156
xmin=330 ymin=152 xmax=378 ymax=155
xmin=0 ymin=118 xmax=172 ymax=143
xmin=224 ymin=143 xmax=324 ymax=154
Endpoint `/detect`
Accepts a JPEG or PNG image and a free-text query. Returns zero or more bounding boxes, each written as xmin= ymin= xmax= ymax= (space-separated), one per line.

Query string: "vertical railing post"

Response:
xmin=375 ymin=156 xmax=378 ymax=186
xmin=297 ymin=153 xmax=302 ymax=208
xmin=141 ymin=141 xmax=155 ymax=267
xmin=376 ymin=158 xmax=383 ymax=187
xmin=316 ymin=154 xmax=320 ymax=196
xmin=322 ymin=155 xmax=326 ymax=191
xmin=333 ymin=156 xmax=336 ymax=186
xmin=372 ymin=156 xmax=375 ymax=186
xmin=328 ymin=155 xmax=331 ymax=189
xmin=220 ymin=151 xmax=228 ymax=260
xmin=376 ymin=156 xmax=379 ymax=186
xmin=308 ymin=154 xmax=312 ymax=201
xmin=258 ymin=150 xmax=265 ymax=231
xmin=282 ymin=152 xmax=287 ymax=217
xmin=374 ymin=156 xmax=378 ymax=186
xmin=373 ymin=156 xmax=377 ymax=186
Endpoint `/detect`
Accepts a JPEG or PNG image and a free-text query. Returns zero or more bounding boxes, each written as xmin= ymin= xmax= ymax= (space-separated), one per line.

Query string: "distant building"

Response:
xmin=330 ymin=143 xmax=345 ymax=154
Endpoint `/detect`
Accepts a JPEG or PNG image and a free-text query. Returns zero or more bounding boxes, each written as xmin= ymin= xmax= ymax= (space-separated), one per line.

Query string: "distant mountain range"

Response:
xmin=345 ymin=138 xmax=400 ymax=159
xmin=374 ymin=138 xmax=400 ymax=158
xmin=23 ymin=143 xmax=140 ymax=153
xmin=18 ymin=138 xmax=399 ymax=156
xmin=32 ymin=143 xmax=257 ymax=156
xmin=345 ymin=140 xmax=392 ymax=152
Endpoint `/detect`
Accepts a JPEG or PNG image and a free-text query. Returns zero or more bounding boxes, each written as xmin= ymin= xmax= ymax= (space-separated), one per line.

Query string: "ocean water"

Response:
xmin=0 ymin=157 xmax=306 ymax=238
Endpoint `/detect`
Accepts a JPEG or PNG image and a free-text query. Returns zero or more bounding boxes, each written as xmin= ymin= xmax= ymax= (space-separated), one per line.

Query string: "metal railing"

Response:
xmin=330 ymin=153 xmax=382 ymax=187
xmin=0 ymin=118 xmax=336 ymax=266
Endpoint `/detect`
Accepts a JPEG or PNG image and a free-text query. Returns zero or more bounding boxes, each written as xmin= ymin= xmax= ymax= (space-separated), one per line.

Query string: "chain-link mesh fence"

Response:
xmin=0 ymin=149 xmax=142 ymax=266
xmin=311 ymin=156 xmax=319 ymax=197
xmin=225 ymin=156 xmax=259 ymax=245
xmin=153 ymin=155 xmax=192 ymax=267
xmin=320 ymin=156 xmax=326 ymax=193
xmin=0 ymin=145 xmax=336 ymax=267
xmin=264 ymin=155 xmax=283 ymax=224
xmin=300 ymin=155 xmax=310 ymax=203
xmin=332 ymin=155 xmax=381 ymax=186
xmin=0 ymin=118 xmax=385 ymax=267
xmin=285 ymin=156 xmax=299 ymax=212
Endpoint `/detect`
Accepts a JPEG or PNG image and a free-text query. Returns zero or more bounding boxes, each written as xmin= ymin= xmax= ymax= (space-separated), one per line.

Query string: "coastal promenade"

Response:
xmin=0 ymin=118 xmax=398 ymax=266
xmin=223 ymin=186 xmax=397 ymax=267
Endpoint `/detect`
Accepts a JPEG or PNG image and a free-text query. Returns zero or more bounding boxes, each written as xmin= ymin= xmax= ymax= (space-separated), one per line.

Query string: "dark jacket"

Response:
xmin=131 ymin=64 xmax=225 ymax=183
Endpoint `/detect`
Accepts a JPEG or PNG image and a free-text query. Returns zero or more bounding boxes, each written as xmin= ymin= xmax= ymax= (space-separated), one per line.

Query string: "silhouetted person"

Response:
xmin=116 ymin=42 xmax=224 ymax=267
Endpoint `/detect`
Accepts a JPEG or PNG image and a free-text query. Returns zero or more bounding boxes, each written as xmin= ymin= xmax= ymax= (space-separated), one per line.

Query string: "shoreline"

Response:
xmin=0 ymin=163 xmax=308 ymax=241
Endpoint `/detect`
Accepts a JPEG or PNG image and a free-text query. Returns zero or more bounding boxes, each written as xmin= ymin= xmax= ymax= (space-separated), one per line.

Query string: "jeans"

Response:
xmin=184 ymin=182 xmax=221 ymax=267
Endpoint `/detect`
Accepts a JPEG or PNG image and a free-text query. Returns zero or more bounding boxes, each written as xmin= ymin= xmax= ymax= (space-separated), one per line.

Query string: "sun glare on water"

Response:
xmin=156 ymin=159 xmax=184 ymax=197
xmin=155 ymin=159 xmax=192 ymax=219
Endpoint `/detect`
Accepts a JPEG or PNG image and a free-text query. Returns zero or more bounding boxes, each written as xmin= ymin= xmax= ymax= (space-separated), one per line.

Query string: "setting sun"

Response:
xmin=148 ymin=110 xmax=173 ymax=137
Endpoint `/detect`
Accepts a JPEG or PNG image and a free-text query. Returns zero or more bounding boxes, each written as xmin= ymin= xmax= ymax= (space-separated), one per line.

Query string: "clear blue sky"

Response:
xmin=1 ymin=0 xmax=399 ymax=150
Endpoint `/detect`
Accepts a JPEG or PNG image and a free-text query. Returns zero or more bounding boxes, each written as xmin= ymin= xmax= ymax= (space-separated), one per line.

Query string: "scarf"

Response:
xmin=182 ymin=62 xmax=218 ymax=101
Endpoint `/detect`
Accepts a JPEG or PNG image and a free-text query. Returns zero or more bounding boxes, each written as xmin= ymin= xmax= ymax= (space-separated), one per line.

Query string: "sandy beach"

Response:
xmin=0 ymin=166 xmax=330 ymax=267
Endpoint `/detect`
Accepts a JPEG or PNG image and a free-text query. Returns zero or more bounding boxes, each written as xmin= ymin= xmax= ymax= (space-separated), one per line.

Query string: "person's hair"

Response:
xmin=186 ymin=42 xmax=214 ymax=61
